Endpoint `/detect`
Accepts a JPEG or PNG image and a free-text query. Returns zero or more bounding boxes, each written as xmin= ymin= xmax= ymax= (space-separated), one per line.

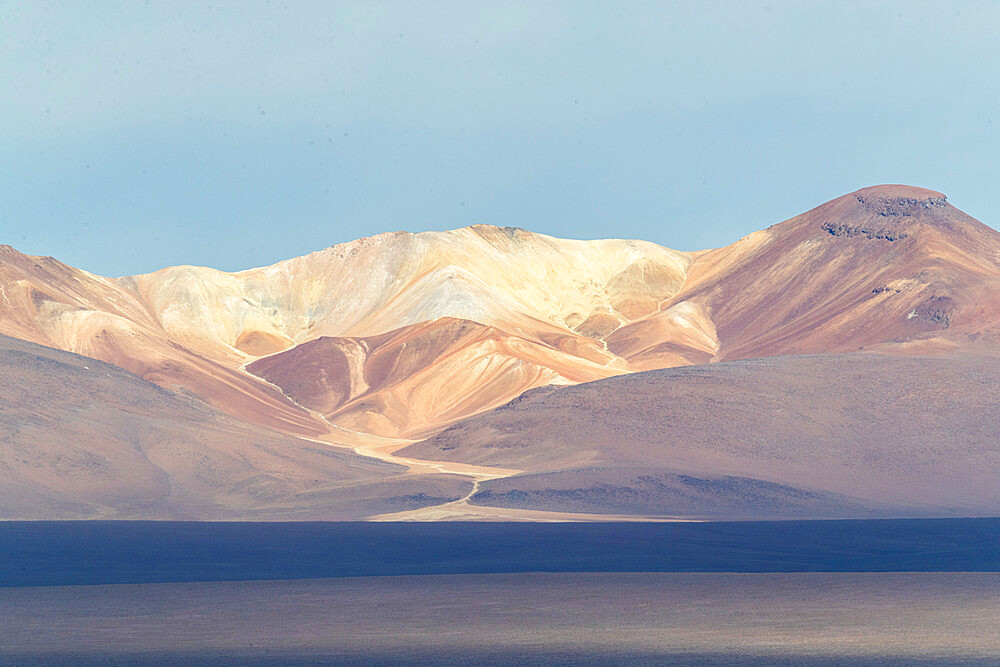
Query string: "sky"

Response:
xmin=1 ymin=0 xmax=998 ymax=276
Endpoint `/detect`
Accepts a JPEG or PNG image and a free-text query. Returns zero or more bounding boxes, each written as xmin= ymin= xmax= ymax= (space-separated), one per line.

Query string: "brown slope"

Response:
xmin=400 ymin=353 xmax=1000 ymax=517
xmin=0 ymin=246 xmax=326 ymax=437
xmin=0 ymin=245 xmax=159 ymax=345
xmin=608 ymin=185 xmax=1000 ymax=364
xmin=247 ymin=317 xmax=622 ymax=439
xmin=0 ymin=334 xmax=470 ymax=519
xmin=696 ymin=185 xmax=1000 ymax=351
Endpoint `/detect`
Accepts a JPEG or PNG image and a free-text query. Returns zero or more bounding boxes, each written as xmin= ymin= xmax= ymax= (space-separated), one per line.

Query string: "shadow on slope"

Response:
xmin=471 ymin=467 xmax=900 ymax=519
xmin=0 ymin=334 xmax=470 ymax=519
xmin=402 ymin=353 xmax=1000 ymax=518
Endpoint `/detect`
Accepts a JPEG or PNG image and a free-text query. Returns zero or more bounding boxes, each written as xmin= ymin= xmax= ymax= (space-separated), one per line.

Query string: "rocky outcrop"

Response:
xmin=821 ymin=221 xmax=908 ymax=241
xmin=856 ymin=192 xmax=948 ymax=217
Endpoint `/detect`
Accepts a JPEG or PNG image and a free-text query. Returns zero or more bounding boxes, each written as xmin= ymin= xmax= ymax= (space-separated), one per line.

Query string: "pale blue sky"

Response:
xmin=1 ymin=1 xmax=997 ymax=275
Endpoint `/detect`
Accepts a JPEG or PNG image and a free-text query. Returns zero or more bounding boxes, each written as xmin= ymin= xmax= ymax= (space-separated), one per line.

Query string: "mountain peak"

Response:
xmin=849 ymin=185 xmax=948 ymax=218
xmin=851 ymin=184 xmax=946 ymax=201
xmin=790 ymin=184 xmax=958 ymax=243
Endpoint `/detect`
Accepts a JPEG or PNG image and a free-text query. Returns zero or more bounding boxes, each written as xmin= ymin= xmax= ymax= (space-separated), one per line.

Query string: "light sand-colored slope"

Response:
xmin=126 ymin=225 xmax=691 ymax=358
xmin=0 ymin=334 xmax=470 ymax=519
xmin=0 ymin=228 xmax=691 ymax=438
xmin=128 ymin=226 xmax=690 ymax=438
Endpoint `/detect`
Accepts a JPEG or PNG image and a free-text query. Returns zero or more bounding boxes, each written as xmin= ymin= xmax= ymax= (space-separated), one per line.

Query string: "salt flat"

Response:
xmin=2 ymin=573 xmax=999 ymax=665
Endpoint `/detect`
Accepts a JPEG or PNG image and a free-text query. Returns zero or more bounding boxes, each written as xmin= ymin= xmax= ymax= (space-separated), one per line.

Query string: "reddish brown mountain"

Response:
xmin=610 ymin=185 xmax=1000 ymax=367
xmin=247 ymin=317 xmax=620 ymax=438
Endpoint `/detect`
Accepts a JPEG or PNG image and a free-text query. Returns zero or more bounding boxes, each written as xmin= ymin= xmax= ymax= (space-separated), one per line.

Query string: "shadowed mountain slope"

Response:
xmin=0 ymin=334 xmax=469 ymax=519
xmin=402 ymin=353 xmax=1000 ymax=517
xmin=469 ymin=468 xmax=896 ymax=520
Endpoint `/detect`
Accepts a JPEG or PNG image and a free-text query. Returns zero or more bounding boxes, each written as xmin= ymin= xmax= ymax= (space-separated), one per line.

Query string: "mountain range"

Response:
xmin=2 ymin=184 xmax=999 ymax=519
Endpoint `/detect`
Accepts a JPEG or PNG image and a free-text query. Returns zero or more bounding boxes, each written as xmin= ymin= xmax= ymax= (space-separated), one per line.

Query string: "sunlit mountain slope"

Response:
xmin=1 ymin=184 xmax=999 ymax=520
